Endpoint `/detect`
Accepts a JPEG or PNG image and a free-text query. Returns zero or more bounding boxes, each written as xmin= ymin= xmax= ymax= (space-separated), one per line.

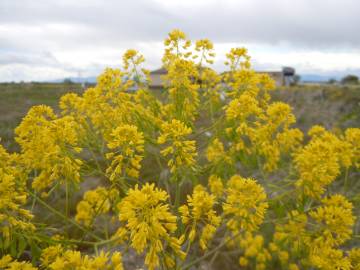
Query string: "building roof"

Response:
xmin=256 ymin=71 xmax=283 ymax=75
xmin=150 ymin=67 xmax=167 ymax=75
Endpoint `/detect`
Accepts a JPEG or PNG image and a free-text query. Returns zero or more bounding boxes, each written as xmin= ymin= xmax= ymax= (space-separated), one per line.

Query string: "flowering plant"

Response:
xmin=0 ymin=30 xmax=359 ymax=270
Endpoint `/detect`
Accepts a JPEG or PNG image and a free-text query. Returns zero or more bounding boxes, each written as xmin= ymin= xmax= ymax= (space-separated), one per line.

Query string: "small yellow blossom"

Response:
xmin=75 ymin=186 xmax=115 ymax=227
xmin=106 ymin=124 xmax=144 ymax=180
xmin=179 ymin=185 xmax=221 ymax=250
xmin=310 ymin=194 xmax=354 ymax=247
xmin=349 ymin=248 xmax=360 ymax=269
xmin=157 ymin=119 xmax=197 ymax=174
xmin=309 ymin=247 xmax=351 ymax=270
xmin=223 ymin=175 xmax=268 ymax=232
xmin=117 ymin=183 xmax=185 ymax=270
xmin=0 ymin=255 xmax=37 ymax=270
xmin=15 ymin=106 xmax=82 ymax=192
xmin=208 ymin=175 xmax=224 ymax=198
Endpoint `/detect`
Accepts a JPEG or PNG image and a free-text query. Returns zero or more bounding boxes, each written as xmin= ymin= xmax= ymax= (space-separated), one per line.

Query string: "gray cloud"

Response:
xmin=0 ymin=51 xmax=60 ymax=66
xmin=0 ymin=0 xmax=360 ymax=81
xmin=1 ymin=0 xmax=359 ymax=47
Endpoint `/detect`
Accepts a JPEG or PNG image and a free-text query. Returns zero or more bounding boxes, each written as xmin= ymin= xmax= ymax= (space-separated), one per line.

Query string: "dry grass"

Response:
xmin=0 ymin=83 xmax=359 ymax=151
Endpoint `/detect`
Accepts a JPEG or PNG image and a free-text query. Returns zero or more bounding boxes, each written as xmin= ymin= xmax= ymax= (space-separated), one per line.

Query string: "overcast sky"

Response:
xmin=1 ymin=0 xmax=360 ymax=82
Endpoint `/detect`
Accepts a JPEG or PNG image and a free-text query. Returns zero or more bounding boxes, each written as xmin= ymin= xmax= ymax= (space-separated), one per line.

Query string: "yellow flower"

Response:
xmin=123 ymin=49 xmax=144 ymax=69
xmin=0 ymin=144 xmax=35 ymax=245
xmin=194 ymin=39 xmax=215 ymax=65
xmin=272 ymin=210 xmax=309 ymax=254
xmin=238 ymin=232 xmax=271 ymax=269
xmin=266 ymin=102 xmax=295 ymax=128
xmin=0 ymin=255 xmax=38 ymax=270
xmin=349 ymin=248 xmax=360 ymax=270
xmin=157 ymin=119 xmax=197 ymax=174
xmin=199 ymin=68 xmax=222 ymax=104
xmin=163 ymin=29 xmax=192 ymax=65
xmin=225 ymin=93 xmax=262 ymax=121
xmin=122 ymin=49 xmax=148 ymax=87
xmin=344 ymin=128 xmax=360 ymax=168
xmin=208 ymin=175 xmax=224 ymax=198
xmin=239 ymin=256 xmax=248 ymax=266
xmin=163 ymin=58 xmax=200 ymax=123
xmin=225 ymin=47 xmax=251 ymax=70
xmin=223 ymin=175 xmax=268 ymax=232
xmin=276 ymin=128 xmax=303 ymax=152
xmin=44 ymin=249 xmax=123 ymax=270
xmin=40 ymin=245 xmax=64 ymax=267
xmin=294 ymin=131 xmax=341 ymax=198
xmin=225 ymin=90 xmax=300 ymax=172
xmin=309 ymin=247 xmax=351 ymax=270
xmin=206 ymin=138 xmax=233 ymax=169
xmin=75 ymin=187 xmax=115 ymax=227
xmin=309 ymin=194 xmax=354 ymax=247
xmin=96 ymin=67 xmax=131 ymax=92
xmin=15 ymin=106 xmax=82 ymax=192
xmin=117 ymin=183 xmax=185 ymax=270
xmin=289 ymin=263 xmax=300 ymax=270
xmin=106 ymin=124 xmax=144 ymax=180
xmin=179 ymin=185 xmax=221 ymax=250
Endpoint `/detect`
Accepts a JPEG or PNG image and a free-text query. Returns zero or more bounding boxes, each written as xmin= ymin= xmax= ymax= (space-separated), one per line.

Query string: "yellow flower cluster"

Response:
xmin=294 ymin=126 xmax=356 ymax=198
xmin=224 ymin=47 xmax=251 ymax=71
xmin=208 ymin=175 xmax=224 ymax=198
xmin=206 ymin=138 xmax=233 ymax=169
xmin=15 ymin=105 xmax=82 ymax=192
xmin=40 ymin=245 xmax=124 ymax=270
xmin=163 ymin=29 xmax=192 ymax=65
xmin=268 ymin=195 xmax=357 ymax=269
xmin=309 ymin=247 xmax=351 ymax=270
xmin=199 ymin=67 xmax=222 ymax=105
xmin=310 ymin=194 xmax=355 ymax=247
xmin=116 ymin=183 xmax=185 ymax=270
xmin=75 ymin=186 xmax=118 ymax=227
xmin=162 ymin=30 xmax=205 ymax=123
xmin=179 ymin=185 xmax=221 ymax=250
xmin=223 ymin=175 xmax=268 ymax=233
xmin=106 ymin=124 xmax=144 ymax=180
xmin=96 ymin=67 xmax=130 ymax=93
xmin=0 ymin=145 xmax=35 ymax=245
xmin=1 ymin=248 xmax=124 ymax=270
xmin=157 ymin=119 xmax=197 ymax=174
xmin=0 ymin=255 xmax=37 ymax=270
xmin=224 ymin=67 xmax=302 ymax=171
xmin=344 ymin=127 xmax=360 ymax=168
xmin=271 ymin=210 xmax=309 ymax=257
xmin=164 ymin=58 xmax=200 ymax=123
xmin=194 ymin=39 xmax=215 ymax=65
xmin=349 ymin=248 xmax=360 ymax=269
xmin=122 ymin=49 xmax=149 ymax=87
xmin=238 ymin=232 xmax=271 ymax=270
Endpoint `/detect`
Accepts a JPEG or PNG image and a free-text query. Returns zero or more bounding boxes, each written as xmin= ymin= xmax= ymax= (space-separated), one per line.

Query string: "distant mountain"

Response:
xmin=49 ymin=76 xmax=97 ymax=84
xmin=300 ymin=74 xmax=342 ymax=83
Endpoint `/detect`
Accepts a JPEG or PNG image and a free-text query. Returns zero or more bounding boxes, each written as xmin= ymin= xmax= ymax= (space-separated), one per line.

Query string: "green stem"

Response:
xmin=182 ymin=231 xmax=241 ymax=270
xmin=26 ymin=188 xmax=103 ymax=241
xmin=344 ymin=167 xmax=349 ymax=193
xmin=65 ymin=180 xmax=69 ymax=218
xmin=174 ymin=179 xmax=181 ymax=210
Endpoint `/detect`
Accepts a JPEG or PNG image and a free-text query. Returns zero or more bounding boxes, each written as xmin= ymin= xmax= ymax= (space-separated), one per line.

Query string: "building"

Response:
xmin=149 ymin=67 xmax=296 ymax=88
xmin=149 ymin=68 xmax=167 ymax=88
